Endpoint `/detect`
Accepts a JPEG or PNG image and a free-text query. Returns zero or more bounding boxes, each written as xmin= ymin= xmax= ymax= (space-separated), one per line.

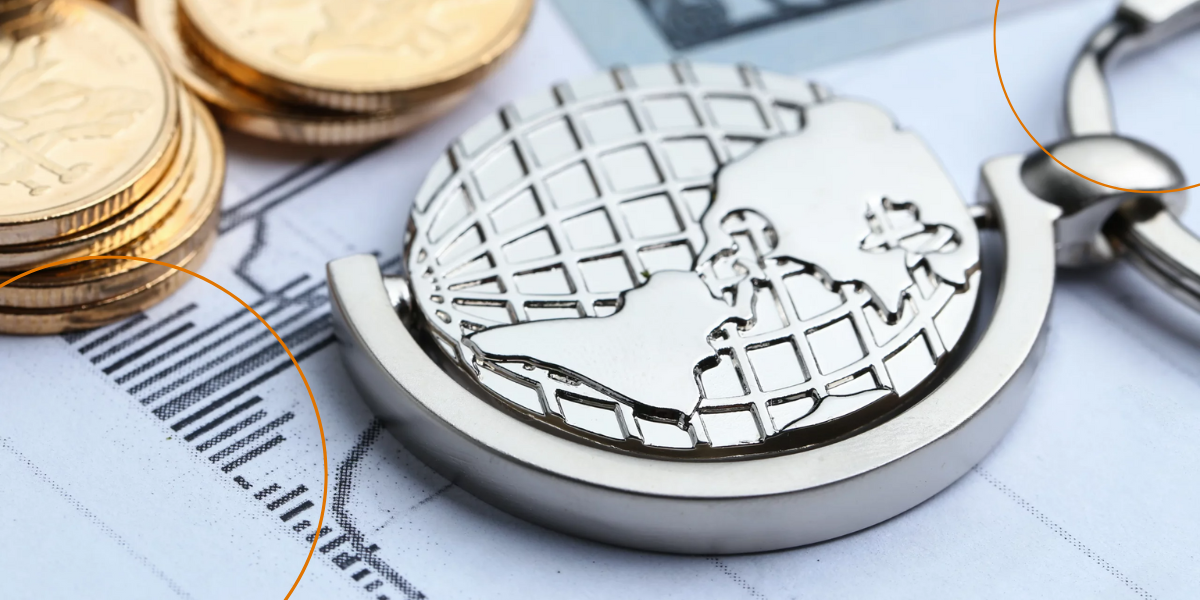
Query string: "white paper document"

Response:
xmin=3 ymin=0 xmax=1200 ymax=598
xmin=550 ymin=0 xmax=1069 ymax=73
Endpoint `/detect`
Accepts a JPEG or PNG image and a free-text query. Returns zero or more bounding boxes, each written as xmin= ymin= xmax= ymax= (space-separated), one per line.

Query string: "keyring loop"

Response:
xmin=1065 ymin=0 xmax=1200 ymax=310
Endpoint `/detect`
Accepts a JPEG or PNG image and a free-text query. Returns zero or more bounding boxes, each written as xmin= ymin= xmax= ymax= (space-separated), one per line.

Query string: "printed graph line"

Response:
xmin=222 ymin=434 xmax=286 ymax=473
xmin=75 ymin=314 xmax=148 ymax=354
xmin=210 ymin=413 xmax=295 ymax=464
xmin=50 ymin=140 xmax=421 ymax=599
xmin=90 ymin=304 xmax=198 ymax=365
xmin=1 ymin=437 xmax=195 ymax=600
xmin=254 ymin=482 xmax=279 ymax=501
xmin=232 ymin=219 xmax=274 ymax=296
xmin=113 ymin=302 xmax=259 ymax=384
xmin=267 ymin=485 xmax=309 ymax=511
xmin=61 ymin=327 xmax=92 ymax=345
xmin=102 ymin=322 xmax=196 ymax=375
xmin=973 ymin=467 xmax=1155 ymax=600
xmin=409 ymin=483 xmax=454 ymax=511
xmin=256 ymin=483 xmax=283 ymax=501
xmin=270 ymin=276 xmax=315 ymax=300
xmin=123 ymin=280 xmax=326 ymax=392
xmin=280 ymin=501 xmax=315 ymax=523
xmin=136 ymin=304 xmax=328 ymax=403
xmin=333 ymin=552 xmax=361 ymax=570
xmin=220 ymin=145 xmax=388 ymax=296
xmin=307 ymin=526 xmax=333 ymax=544
xmin=223 ymin=160 xmax=325 ymax=214
xmin=166 ymin=334 xmax=335 ymax=429
xmin=320 ymin=535 xmax=349 ymax=554
xmin=709 ymin=558 xmax=766 ymax=600
xmin=151 ymin=317 xmax=332 ymax=417
xmin=219 ymin=144 xmax=386 ymax=235
xmin=185 ymin=396 xmax=265 ymax=443
xmin=333 ymin=422 xmax=428 ymax=600
xmin=197 ymin=410 xmax=268 ymax=452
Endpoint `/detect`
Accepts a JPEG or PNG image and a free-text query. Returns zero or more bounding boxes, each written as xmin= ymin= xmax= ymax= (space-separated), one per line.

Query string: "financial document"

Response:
xmin=4 ymin=0 xmax=1200 ymax=598
xmin=551 ymin=0 xmax=1069 ymax=74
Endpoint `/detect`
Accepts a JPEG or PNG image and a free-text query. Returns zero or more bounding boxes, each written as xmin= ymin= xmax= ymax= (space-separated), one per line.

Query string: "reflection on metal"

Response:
xmin=1059 ymin=0 xmax=1200 ymax=307
xmin=403 ymin=65 xmax=980 ymax=455
xmin=330 ymin=62 xmax=1055 ymax=552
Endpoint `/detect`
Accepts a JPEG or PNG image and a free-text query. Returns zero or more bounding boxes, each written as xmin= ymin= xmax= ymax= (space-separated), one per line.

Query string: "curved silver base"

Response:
xmin=327 ymin=155 xmax=1059 ymax=554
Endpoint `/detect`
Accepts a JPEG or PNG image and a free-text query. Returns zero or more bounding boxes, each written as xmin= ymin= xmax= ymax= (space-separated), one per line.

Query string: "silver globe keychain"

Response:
xmin=1057 ymin=0 xmax=1200 ymax=306
xmin=327 ymin=0 xmax=1199 ymax=554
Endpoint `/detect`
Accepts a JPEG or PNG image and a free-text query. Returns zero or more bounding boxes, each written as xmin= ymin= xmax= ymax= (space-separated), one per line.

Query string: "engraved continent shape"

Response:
xmin=468 ymin=272 xmax=754 ymax=419
xmin=464 ymin=100 xmax=980 ymax=443
xmin=698 ymin=101 xmax=972 ymax=317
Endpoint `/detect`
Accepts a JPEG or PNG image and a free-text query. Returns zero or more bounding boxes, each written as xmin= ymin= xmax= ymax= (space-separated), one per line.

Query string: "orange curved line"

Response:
xmin=1 ymin=255 xmax=328 ymax=600
xmin=992 ymin=0 xmax=1200 ymax=194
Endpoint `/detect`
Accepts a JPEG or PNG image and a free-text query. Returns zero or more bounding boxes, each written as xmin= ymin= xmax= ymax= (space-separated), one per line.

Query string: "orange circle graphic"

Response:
xmin=993 ymin=0 xmax=1200 ymax=194
xmin=1 ymin=256 xmax=328 ymax=600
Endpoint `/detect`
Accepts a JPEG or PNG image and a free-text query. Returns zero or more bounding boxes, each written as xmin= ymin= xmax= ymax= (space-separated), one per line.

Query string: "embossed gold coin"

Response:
xmin=0 ymin=0 xmax=50 ymax=19
xmin=0 ymin=92 xmax=223 ymax=316
xmin=177 ymin=0 xmax=534 ymax=112
xmin=0 ymin=0 xmax=46 ymax=9
xmin=0 ymin=0 xmax=52 ymax=27
xmin=137 ymin=0 xmax=466 ymax=145
xmin=0 ymin=89 xmax=196 ymax=270
xmin=0 ymin=0 xmax=180 ymax=245
xmin=0 ymin=241 xmax=210 ymax=334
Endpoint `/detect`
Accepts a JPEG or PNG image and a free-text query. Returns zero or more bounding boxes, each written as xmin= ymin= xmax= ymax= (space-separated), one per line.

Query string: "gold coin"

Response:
xmin=0 ymin=0 xmax=45 ymax=8
xmin=178 ymin=0 xmax=534 ymax=112
xmin=0 ymin=92 xmax=223 ymax=309
xmin=138 ymin=0 xmax=467 ymax=145
xmin=0 ymin=236 xmax=213 ymax=334
xmin=0 ymin=0 xmax=56 ymax=38
xmin=0 ymin=0 xmax=50 ymax=19
xmin=0 ymin=0 xmax=50 ymax=18
xmin=0 ymin=0 xmax=180 ymax=245
xmin=0 ymin=88 xmax=196 ymax=270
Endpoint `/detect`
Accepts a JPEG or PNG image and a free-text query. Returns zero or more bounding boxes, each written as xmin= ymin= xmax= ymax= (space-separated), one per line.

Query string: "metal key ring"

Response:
xmin=1065 ymin=0 xmax=1200 ymax=309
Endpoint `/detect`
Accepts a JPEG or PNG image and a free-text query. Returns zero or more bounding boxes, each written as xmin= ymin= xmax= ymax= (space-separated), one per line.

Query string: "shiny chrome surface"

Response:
xmin=329 ymin=63 xmax=1057 ymax=552
xmin=407 ymin=75 xmax=982 ymax=454
xmin=1020 ymin=135 xmax=1183 ymax=266
xmin=328 ymin=147 xmax=1057 ymax=550
xmin=1109 ymin=197 xmax=1200 ymax=311
xmin=1063 ymin=0 xmax=1200 ymax=304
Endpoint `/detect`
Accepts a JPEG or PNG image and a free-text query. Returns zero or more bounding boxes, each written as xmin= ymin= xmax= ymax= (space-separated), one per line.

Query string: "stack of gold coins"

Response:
xmin=137 ymin=0 xmax=535 ymax=146
xmin=0 ymin=0 xmax=50 ymax=35
xmin=0 ymin=0 xmax=225 ymax=335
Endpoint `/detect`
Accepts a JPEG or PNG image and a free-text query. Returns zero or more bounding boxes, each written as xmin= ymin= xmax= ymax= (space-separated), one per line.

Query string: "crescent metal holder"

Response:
xmin=328 ymin=1 xmax=1199 ymax=546
xmin=329 ymin=62 xmax=1064 ymax=553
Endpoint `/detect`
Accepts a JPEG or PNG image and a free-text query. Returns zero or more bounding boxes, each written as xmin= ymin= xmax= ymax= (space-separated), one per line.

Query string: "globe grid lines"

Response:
xmin=406 ymin=62 xmax=977 ymax=452
xmin=692 ymin=216 xmax=963 ymax=443
xmin=411 ymin=64 xmax=803 ymax=346
xmin=413 ymin=66 xmax=809 ymax=327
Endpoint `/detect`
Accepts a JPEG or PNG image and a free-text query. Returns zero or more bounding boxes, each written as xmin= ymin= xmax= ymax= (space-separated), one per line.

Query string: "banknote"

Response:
xmin=550 ymin=0 xmax=1070 ymax=72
